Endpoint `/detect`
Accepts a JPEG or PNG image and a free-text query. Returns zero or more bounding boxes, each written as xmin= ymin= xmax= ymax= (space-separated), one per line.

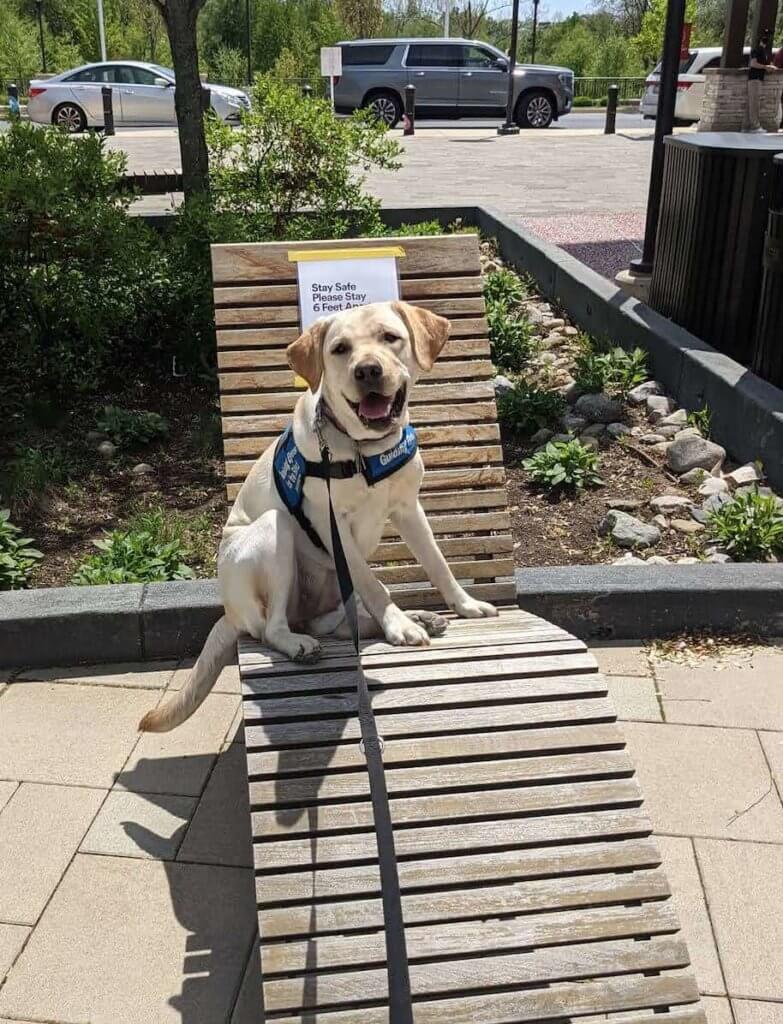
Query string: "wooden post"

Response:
xmin=750 ymin=0 xmax=779 ymax=46
xmin=721 ymin=0 xmax=751 ymax=67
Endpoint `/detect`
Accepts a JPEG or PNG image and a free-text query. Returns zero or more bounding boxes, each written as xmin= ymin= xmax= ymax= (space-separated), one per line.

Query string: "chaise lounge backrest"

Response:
xmin=211 ymin=233 xmax=516 ymax=609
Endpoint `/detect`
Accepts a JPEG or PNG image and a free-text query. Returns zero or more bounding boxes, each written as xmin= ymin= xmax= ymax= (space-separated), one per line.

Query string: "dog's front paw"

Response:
xmin=292 ymin=635 xmax=322 ymax=663
xmin=451 ymin=596 xmax=499 ymax=619
xmin=382 ymin=607 xmax=431 ymax=648
xmin=408 ymin=610 xmax=448 ymax=637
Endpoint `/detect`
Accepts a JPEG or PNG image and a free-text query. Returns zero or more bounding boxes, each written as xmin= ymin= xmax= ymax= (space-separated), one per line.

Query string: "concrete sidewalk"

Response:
xmin=1 ymin=638 xmax=783 ymax=1022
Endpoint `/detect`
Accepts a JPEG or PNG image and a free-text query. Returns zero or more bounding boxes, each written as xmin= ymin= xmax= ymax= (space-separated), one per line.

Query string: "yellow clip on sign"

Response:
xmin=288 ymin=246 xmax=406 ymax=262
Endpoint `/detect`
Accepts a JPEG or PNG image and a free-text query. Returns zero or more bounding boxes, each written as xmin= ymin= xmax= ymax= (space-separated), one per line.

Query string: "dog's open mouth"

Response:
xmin=348 ymin=385 xmax=407 ymax=430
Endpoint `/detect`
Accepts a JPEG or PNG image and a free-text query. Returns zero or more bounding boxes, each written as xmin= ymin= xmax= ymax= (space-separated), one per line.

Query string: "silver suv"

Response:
xmin=334 ymin=38 xmax=573 ymax=129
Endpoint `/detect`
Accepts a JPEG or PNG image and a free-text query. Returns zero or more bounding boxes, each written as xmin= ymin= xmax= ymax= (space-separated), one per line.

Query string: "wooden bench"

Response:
xmin=211 ymin=233 xmax=706 ymax=1023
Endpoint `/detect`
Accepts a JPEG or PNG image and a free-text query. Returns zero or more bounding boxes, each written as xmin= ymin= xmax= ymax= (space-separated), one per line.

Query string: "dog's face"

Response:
xmin=287 ymin=302 xmax=450 ymax=440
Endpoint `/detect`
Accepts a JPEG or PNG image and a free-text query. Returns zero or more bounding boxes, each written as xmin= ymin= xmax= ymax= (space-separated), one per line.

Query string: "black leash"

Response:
xmin=321 ymin=444 xmax=415 ymax=1024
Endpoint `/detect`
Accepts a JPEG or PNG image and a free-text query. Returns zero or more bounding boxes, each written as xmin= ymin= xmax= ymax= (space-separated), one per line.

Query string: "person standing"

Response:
xmin=746 ymin=29 xmax=776 ymax=132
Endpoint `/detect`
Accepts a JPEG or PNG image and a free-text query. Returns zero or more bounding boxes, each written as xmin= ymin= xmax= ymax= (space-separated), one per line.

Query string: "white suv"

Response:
xmin=640 ymin=47 xmax=750 ymax=124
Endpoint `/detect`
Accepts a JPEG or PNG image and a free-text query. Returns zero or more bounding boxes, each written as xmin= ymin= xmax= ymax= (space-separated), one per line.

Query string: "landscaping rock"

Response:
xmin=483 ymin=260 xmax=498 ymax=273
xmin=524 ymin=305 xmax=545 ymax=325
xmin=562 ymin=412 xmax=589 ymax=433
xmin=657 ymin=425 xmax=682 ymax=438
xmin=724 ymin=463 xmax=762 ymax=488
xmin=674 ymin=427 xmax=702 ymax=442
xmin=671 ymin=518 xmax=705 ymax=535
xmin=702 ymin=492 xmax=731 ymax=516
xmin=558 ymin=379 xmax=581 ymax=404
xmin=640 ymin=433 xmax=666 ymax=445
xmin=646 ymin=395 xmax=676 ymax=422
xmin=529 ymin=428 xmax=554 ymax=446
xmin=607 ymin=422 xmax=631 ymax=439
xmin=706 ymin=552 xmax=733 ymax=563
xmin=649 ymin=442 xmax=672 ymax=457
xmin=627 ymin=381 xmax=664 ymax=406
xmin=581 ymin=424 xmax=606 ymax=439
xmin=543 ymin=317 xmax=565 ymax=329
xmin=132 ymin=463 xmax=153 ymax=476
xmin=652 ymin=514 xmax=670 ymax=529
xmin=647 ymin=555 xmax=671 ymax=565
xmin=690 ymin=507 xmax=710 ymax=525
xmin=574 ymin=392 xmax=624 ymax=424
xmin=599 ymin=510 xmax=661 ymax=549
xmin=563 ymin=326 xmax=579 ymax=337
xmin=658 ymin=408 xmax=688 ymax=428
xmin=493 ymin=375 xmax=514 ymax=397
xmin=666 ymin=435 xmax=726 ymax=475
xmin=650 ymin=495 xmax=695 ymax=515
xmin=677 ymin=556 xmax=701 ymax=564
xmin=97 ymin=441 xmax=116 ymax=459
xmin=541 ymin=332 xmax=564 ymax=348
xmin=550 ymin=433 xmax=573 ymax=444
xmin=605 ymin=498 xmax=645 ymax=511
xmin=538 ymin=352 xmax=557 ymax=366
xmin=613 ymin=553 xmax=646 ymax=565
xmin=580 ymin=436 xmax=600 ymax=452
xmin=679 ymin=467 xmax=709 ymax=485
xmin=86 ymin=430 xmax=107 ymax=444
xmin=698 ymin=476 xmax=729 ymax=497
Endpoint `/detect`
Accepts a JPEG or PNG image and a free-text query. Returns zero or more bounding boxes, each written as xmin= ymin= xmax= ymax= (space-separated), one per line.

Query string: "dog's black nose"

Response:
xmin=354 ymin=361 xmax=383 ymax=383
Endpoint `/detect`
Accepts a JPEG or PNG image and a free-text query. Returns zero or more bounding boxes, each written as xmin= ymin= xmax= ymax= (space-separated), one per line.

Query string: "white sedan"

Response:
xmin=27 ymin=60 xmax=250 ymax=132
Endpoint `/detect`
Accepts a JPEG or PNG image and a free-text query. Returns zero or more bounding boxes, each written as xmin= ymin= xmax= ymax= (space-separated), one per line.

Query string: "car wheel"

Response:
xmin=53 ymin=103 xmax=87 ymax=133
xmin=516 ymin=90 xmax=554 ymax=129
xmin=365 ymin=92 xmax=402 ymax=129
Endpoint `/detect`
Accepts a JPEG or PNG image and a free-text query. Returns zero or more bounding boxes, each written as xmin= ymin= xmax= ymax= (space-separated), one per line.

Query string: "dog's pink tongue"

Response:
xmin=359 ymin=393 xmax=393 ymax=419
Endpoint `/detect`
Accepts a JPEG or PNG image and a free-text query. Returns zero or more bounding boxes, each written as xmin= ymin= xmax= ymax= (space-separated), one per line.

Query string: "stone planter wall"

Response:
xmin=699 ymin=68 xmax=783 ymax=132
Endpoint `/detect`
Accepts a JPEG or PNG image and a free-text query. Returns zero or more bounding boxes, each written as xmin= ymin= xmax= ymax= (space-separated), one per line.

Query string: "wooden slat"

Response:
xmin=217 ymin=313 xmax=487 ymax=346
xmin=218 ymin=360 xmax=493 ymax=393
xmin=382 ymin=510 xmax=509 ymax=538
xmin=210 ymin=233 xmax=482 ymax=283
xmin=268 ymin=974 xmax=701 ymax=1024
xmin=374 ymin=533 xmax=511 ymax=560
xmin=220 ymin=380 xmax=495 ymax=413
xmin=215 ymin=296 xmax=485 ymax=326
xmin=221 ymin=404 xmax=499 ymax=438
xmin=216 ymin=336 xmax=489 ymax=371
xmin=263 ymin=936 xmax=689 ymax=1013
xmin=213 ymin=274 xmax=483 ymax=307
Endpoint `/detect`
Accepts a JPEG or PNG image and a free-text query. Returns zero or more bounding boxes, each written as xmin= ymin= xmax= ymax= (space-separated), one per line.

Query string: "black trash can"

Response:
xmin=649 ymin=133 xmax=783 ymax=366
xmin=752 ymin=154 xmax=783 ymax=388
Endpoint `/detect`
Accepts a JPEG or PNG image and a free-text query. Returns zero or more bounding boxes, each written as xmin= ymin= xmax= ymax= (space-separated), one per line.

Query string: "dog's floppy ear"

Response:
xmin=287 ymin=319 xmax=330 ymax=390
xmin=393 ymin=301 xmax=451 ymax=372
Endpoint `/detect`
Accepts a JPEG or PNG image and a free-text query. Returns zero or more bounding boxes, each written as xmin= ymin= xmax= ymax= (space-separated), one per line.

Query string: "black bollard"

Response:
xmin=201 ymin=86 xmax=211 ymax=114
xmin=403 ymin=84 xmax=415 ymax=135
xmin=301 ymin=84 xmax=312 ymax=100
xmin=8 ymin=83 xmax=21 ymax=119
xmin=604 ymin=84 xmax=619 ymax=134
xmin=752 ymin=154 xmax=783 ymax=387
xmin=101 ymin=85 xmax=114 ymax=135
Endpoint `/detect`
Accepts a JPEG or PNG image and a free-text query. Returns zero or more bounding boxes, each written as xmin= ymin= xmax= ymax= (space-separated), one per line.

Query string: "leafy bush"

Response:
xmin=207 ymin=44 xmax=247 ymax=88
xmin=96 ymin=406 xmax=169 ymax=448
xmin=393 ymin=220 xmax=443 ymax=236
xmin=707 ymin=489 xmax=783 ymax=562
xmin=71 ymin=527 xmax=195 ymax=585
xmin=573 ymin=344 xmax=648 ymax=397
xmin=487 ymin=302 xmax=533 ymax=373
xmin=127 ymin=505 xmax=216 ymax=573
xmin=497 ymin=380 xmax=566 ymax=436
xmin=572 ymin=95 xmax=595 ymax=107
xmin=687 ymin=405 xmax=712 ymax=438
xmin=484 ymin=268 xmax=527 ymax=308
xmin=523 ymin=440 xmax=603 ymax=492
xmin=1 ymin=446 xmax=72 ymax=510
xmin=0 ymin=509 xmax=43 ymax=590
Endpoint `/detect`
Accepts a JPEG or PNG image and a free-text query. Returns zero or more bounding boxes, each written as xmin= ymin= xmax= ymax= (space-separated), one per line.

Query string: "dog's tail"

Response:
xmin=138 ymin=615 xmax=239 ymax=733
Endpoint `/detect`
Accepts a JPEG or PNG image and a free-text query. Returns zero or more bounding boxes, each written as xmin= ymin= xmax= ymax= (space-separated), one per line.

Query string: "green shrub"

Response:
xmin=393 ymin=220 xmax=443 ymax=236
xmin=497 ymin=380 xmax=566 ymax=436
xmin=1 ymin=446 xmax=72 ymax=510
xmin=572 ymin=95 xmax=595 ymax=107
xmin=0 ymin=509 xmax=43 ymax=590
xmin=71 ymin=526 xmax=195 ymax=585
xmin=573 ymin=344 xmax=648 ymax=397
xmin=484 ymin=268 xmax=527 ymax=308
xmin=207 ymin=44 xmax=247 ymax=88
xmin=487 ymin=302 xmax=533 ymax=373
xmin=523 ymin=440 xmax=603 ymax=492
xmin=96 ymin=406 xmax=169 ymax=448
xmin=687 ymin=405 xmax=712 ymax=438
xmin=126 ymin=505 xmax=215 ymax=572
xmin=707 ymin=489 xmax=783 ymax=562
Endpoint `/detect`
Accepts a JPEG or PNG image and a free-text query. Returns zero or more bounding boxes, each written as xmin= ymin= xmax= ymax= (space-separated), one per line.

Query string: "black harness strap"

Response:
xmin=321 ymin=446 xmax=414 ymax=1024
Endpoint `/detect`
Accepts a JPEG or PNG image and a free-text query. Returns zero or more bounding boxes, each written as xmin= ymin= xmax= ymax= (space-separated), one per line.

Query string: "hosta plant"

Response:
xmin=0 ymin=509 xmax=43 ymax=590
xmin=523 ymin=440 xmax=603 ymax=492
xmin=707 ymin=489 xmax=783 ymax=562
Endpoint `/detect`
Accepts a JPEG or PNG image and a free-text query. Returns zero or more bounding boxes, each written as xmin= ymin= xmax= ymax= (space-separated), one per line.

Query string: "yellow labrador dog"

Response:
xmin=140 ymin=301 xmax=497 ymax=733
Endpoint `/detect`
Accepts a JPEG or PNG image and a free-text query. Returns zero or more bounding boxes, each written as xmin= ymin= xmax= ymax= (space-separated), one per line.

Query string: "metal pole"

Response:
xmin=96 ymin=0 xmax=107 ymax=61
xmin=604 ymin=83 xmax=618 ymax=133
xmin=629 ymin=0 xmax=686 ymax=275
xmin=245 ymin=0 xmax=252 ymax=85
xmin=531 ymin=0 xmax=539 ymax=63
xmin=329 ymin=74 xmax=335 ymax=109
xmin=444 ymin=0 xmax=450 ymax=37
xmin=498 ymin=0 xmax=521 ymax=134
xmin=403 ymin=84 xmax=415 ymax=135
xmin=36 ymin=0 xmax=47 ymax=72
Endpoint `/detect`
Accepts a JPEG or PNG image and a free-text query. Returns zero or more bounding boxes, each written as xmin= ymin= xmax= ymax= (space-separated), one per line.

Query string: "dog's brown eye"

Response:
xmin=383 ymin=332 xmax=400 ymax=344
xmin=332 ymin=342 xmax=349 ymax=355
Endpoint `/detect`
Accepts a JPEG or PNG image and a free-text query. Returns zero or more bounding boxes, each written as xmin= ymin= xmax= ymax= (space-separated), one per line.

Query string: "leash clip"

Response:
xmin=360 ymin=735 xmax=385 ymax=756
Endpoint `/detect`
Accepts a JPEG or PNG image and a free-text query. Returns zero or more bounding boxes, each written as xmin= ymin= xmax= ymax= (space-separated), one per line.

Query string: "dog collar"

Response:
xmin=272 ymin=424 xmax=418 ymax=552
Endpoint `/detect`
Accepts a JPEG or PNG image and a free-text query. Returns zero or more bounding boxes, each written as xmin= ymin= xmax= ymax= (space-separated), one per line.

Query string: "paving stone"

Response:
xmin=15 ymin=661 xmax=177 ymax=689
xmin=0 ymin=925 xmax=30 ymax=982
xmin=656 ymin=836 xmax=725 ymax=995
xmin=0 ymin=854 xmax=257 ymax=1024
xmin=759 ymin=731 xmax=783 ymax=794
xmin=0 ymin=683 xmax=155 ymax=788
xmin=231 ymin=940 xmax=263 ymax=1024
xmin=732 ymin=998 xmax=783 ymax=1023
xmin=118 ymin=693 xmax=240 ymax=797
xmin=0 ymin=782 xmax=18 ymax=816
xmin=0 ymin=783 xmax=105 ymax=925
xmin=658 ymin=651 xmax=783 ymax=729
xmin=701 ymin=997 xmax=734 ymax=1023
xmin=624 ymin=723 xmax=783 ymax=841
xmin=168 ymin=659 xmax=240 ymax=695
xmin=606 ymin=676 xmax=661 ymax=721
xmin=177 ymin=743 xmax=252 ymax=868
xmin=80 ymin=790 xmax=196 ymax=861
xmin=696 ymin=838 xmax=783 ymax=1001
xmin=588 ymin=642 xmax=649 ymax=676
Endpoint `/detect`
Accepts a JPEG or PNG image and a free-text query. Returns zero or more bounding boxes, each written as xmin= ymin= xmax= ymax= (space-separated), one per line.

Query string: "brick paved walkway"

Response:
xmin=1 ymin=638 xmax=782 ymax=1022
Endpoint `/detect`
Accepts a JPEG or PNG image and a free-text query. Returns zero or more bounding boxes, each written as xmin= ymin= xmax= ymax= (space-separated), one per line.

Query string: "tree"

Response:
xmin=631 ymin=0 xmax=696 ymax=67
xmin=336 ymin=0 xmax=383 ymax=36
xmin=149 ymin=0 xmax=210 ymax=197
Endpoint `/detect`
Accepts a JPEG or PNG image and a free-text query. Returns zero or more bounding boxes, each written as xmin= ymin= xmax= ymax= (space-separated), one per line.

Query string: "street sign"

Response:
xmin=320 ymin=46 xmax=342 ymax=78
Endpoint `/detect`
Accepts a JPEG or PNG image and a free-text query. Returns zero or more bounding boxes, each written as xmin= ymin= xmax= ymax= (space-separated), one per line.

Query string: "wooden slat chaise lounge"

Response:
xmin=211 ymin=233 xmax=706 ymax=1023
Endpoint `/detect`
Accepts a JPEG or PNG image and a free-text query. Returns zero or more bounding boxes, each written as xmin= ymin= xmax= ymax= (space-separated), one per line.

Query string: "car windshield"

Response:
xmin=151 ymin=65 xmax=175 ymax=79
xmin=651 ymin=52 xmax=697 ymax=75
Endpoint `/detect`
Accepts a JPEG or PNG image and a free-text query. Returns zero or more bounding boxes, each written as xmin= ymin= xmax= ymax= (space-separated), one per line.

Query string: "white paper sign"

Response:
xmin=296 ymin=256 xmax=400 ymax=329
xmin=320 ymin=46 xmax=342 ymax=78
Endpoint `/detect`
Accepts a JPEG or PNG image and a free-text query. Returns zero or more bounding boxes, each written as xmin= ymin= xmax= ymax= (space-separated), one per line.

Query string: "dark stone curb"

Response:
xmin=1 ymin=568 xmax=780 ymax=669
